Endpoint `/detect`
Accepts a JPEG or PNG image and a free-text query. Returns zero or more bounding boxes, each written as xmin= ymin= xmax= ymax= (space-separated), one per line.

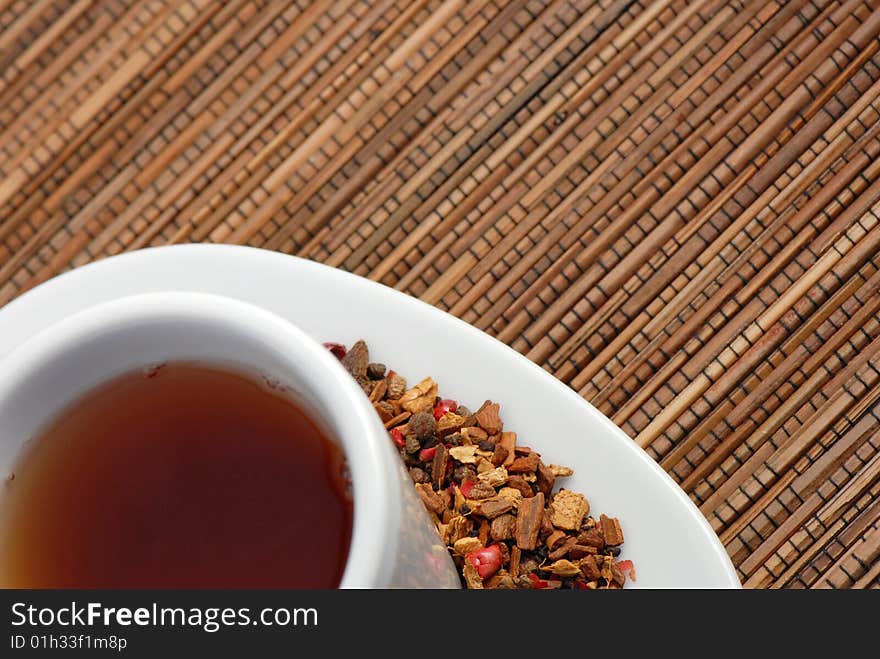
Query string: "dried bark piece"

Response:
xmin=599 ymin=555 xmax=615 ymax=583
xmin=341 ymin=339 xmax=368 ymax=379
xmin=477 ymin=498 xmax=513 ymax=519
xmin=548 ymin=490 xmax=589 ymax=531
xmin=535 ymin=461 xmax=555 ymax=497
xmin=399 ymin=377 xmax=438 ymax=413
xmin=509 ymin=546 xmax=521 ymax=577
xmin=368 ymin=378 xmax=387 ymax=402
xmin=474 ymin=401 xmax=503 ymax=434
xmin=449 ymin=445 xmax=478 ymax=464
xmin=373 ymin=401 xmax=394 ymax=423
xmin=579 ymin=556 xmax=602 ymax=582
xmin=569 ymin=544 xmax=598 ymax=559
xmin=432 ymin=443 xmax=449 ymax=489
xmin=515 ymin=491 xmax=544 ymax=550
xmin=577 ymin=529 xmax=605 ymax=549
xmin=415 ymin=483 xmax=445 ymax=516
xmin=508 ymin=453 xmax=539 ymax=474
xmin=505 ymin=475 xmax=534 ymax=498
xmin=600 ymin=514 xmax=624 ymax=546
xmin=540 ymin=510 xmax=554 ymax=539
xmin=546 ymin=559 xmax=581 ymax=577
xmin=499 ymin=432 xmax=516 ymax=467
xmin=383 ymin=411 xmax=411 ymax=429
xmin=437 ymin=412 xmax=466 ymax=435
xmin=462 ymin=560 xmax=483 ymax=589
xmin=548 ymin=537 xmax=577 ymax=561
xmin=610 ymin=563 xmax=626 ymax=587
xmin=385 ymin=370 xmax=407 ymax=399
xmin=408 ymin=467 xmax=429 ymax=484
xmin=467 ymin=482 xmax=496 ymax=500
xmin=548 ymin=464 xmax=573 ymax=478
xmin=490 ymin=444 xmax=508 ymax=466
xmin=453 ymin=537 xmax=483 ymax=556
xmin=477 ymin=466 xmax=509 ymax=488
xmin=490 ymin=514 xmax=516 ymax=541
xmin=478 ymin=519 xmax=490 ymax=546
xmin=545 ymin=530 xmax=567 ymax=550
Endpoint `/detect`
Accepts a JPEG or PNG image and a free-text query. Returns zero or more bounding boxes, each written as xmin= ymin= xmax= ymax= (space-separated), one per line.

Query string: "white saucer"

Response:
xmin=0 ymin=244 xmax=739 ymax=587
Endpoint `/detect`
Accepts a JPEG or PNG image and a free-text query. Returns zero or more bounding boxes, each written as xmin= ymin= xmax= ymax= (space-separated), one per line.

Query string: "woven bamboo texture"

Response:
xmin=3 ymin=0 xmax=880 ymax=588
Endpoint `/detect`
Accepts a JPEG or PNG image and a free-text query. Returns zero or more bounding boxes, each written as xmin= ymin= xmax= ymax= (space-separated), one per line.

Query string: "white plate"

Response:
xmin=0 ymin=244 xmax=739 ymax=588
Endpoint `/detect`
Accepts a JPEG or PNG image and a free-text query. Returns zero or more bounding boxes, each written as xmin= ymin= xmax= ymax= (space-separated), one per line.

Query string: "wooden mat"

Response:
xmin=3 ymin=0 xmax=880 ymax=588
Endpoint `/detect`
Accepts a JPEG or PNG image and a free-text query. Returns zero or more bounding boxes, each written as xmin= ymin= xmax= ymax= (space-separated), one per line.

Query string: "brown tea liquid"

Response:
xmin=0 ymin=362 xmax=353 ymax=588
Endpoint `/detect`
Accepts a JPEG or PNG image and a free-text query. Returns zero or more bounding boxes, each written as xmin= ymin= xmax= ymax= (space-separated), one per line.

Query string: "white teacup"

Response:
xmin=0 ymin=292 xmax=459 ymax=588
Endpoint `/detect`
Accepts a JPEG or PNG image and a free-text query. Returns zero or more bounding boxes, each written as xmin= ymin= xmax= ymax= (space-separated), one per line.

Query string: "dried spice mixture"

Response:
xmin=326 ymin=340 xmax=634 ymax=589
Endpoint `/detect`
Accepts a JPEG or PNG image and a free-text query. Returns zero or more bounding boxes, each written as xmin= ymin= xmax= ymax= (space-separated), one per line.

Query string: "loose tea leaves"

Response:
xmin=330 ymin=339 xmax=632 ymax=589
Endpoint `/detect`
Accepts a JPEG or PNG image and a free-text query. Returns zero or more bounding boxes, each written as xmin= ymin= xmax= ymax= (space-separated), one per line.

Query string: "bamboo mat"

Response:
xmin=2 ymin=0 xmax=880 ymax=589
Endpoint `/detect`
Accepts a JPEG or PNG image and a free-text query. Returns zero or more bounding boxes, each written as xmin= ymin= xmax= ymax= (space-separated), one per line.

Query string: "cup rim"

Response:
xmin=0 ymin=291 xmax=398 ymax=588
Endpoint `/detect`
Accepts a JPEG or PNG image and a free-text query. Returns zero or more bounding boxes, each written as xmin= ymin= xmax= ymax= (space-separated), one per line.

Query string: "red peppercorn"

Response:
xmin=322 ymin=342 xmax=347 ymax=360
xmin=466 ymin=544 xmax=503 ymax=579
xmin=459 ymin=480 xmax=475 ymax=498
xmin=433 ymin=399 xmax=458 ymax=420
xmin=527 ymin=573 xmax=560 ymax=589
xmin=527 ymin=572 xmax=548 ymax=588
xmin=390 ymin=427 xmax=405 ymax=448
xmin=418 ymin=446 xmax=436 ymax=462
